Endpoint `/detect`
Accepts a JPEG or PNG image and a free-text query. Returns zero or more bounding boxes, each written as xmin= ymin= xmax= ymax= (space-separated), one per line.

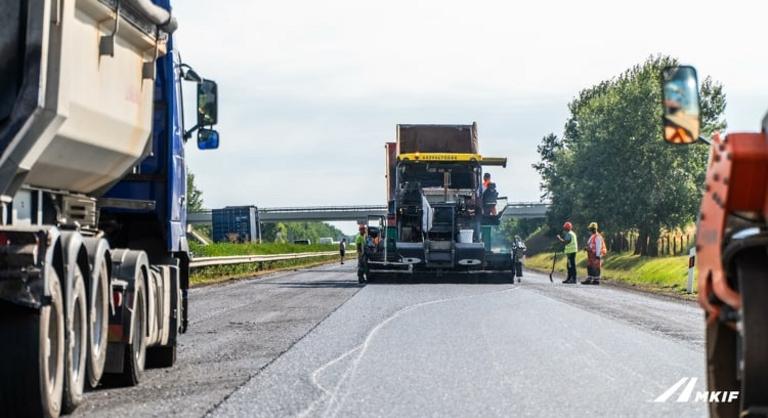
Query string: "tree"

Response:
xmin=260 ymin=221 xmax=344 ymax=243
xmin=533 ymin=55 xmax=727 ymax=256
xmin=498 ymin=218 xmax=545 ymax=244
xmin=187 ymin=170 xmax=205 ymax=212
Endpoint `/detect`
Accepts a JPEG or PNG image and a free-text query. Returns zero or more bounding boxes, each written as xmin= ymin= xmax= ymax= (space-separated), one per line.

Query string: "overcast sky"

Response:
xmin=173 ymin=1 xmax=767 ymax=233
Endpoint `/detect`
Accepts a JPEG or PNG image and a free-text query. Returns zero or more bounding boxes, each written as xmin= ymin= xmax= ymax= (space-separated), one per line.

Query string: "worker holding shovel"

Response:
xmin=556 ymin=222 xmax=578 ymax=284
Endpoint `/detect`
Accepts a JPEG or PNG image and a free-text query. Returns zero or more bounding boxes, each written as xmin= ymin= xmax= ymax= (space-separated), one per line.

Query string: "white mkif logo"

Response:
xmin=653 ymin=378 xmax=739 ymax=403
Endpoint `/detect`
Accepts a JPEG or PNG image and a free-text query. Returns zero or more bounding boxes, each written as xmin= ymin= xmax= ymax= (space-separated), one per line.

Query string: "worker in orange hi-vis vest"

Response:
xmin=583 ymin=222 xmax=606 ymax=285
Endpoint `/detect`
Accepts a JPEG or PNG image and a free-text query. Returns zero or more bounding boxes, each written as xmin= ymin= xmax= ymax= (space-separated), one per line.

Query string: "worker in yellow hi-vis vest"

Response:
xmin=557 ymin=222 xmax=578 ymax=284
xmin=356 ymin=225 xmax=367 ymax=284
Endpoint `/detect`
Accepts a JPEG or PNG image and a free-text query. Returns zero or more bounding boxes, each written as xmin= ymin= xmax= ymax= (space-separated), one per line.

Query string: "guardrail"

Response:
xmin=189 ymin=251 xmax=342 ymax=269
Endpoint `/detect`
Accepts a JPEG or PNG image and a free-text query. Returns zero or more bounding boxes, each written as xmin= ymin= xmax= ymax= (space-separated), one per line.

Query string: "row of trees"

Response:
xmin=187 ymin=171 xmax=345 ymax=244
xmin=261 ymin=222 xmax=346 ymax=243
xmin=533 ymin=56 xmax=726 ymax=256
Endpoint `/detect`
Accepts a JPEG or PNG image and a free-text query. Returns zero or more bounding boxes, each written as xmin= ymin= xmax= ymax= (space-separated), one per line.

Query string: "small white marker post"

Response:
xmin=687 ymin=247 xmax=696 ymax=294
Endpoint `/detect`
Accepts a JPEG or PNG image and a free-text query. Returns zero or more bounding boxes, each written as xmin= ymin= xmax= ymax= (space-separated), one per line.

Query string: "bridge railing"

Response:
xmin=187 ymin=202 xmax=551 ymax=224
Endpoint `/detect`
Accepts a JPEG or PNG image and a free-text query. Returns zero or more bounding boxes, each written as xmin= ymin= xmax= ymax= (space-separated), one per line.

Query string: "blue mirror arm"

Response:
xmin=183 ymin=123 xmax=200 ymax=141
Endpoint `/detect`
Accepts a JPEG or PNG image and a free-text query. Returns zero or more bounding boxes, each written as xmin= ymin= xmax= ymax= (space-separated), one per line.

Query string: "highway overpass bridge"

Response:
xmin=188 ymin=202 xmax=550 ymax=225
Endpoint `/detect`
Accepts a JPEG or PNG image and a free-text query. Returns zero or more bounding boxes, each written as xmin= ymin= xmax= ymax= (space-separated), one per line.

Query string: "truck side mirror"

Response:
xmin=197 ymin=128 xmax=219 ymax=150
xmin=197 ymin=79 xmax=218 ymax=126
xmin=661 ymin=66 xmax=701 ymax=144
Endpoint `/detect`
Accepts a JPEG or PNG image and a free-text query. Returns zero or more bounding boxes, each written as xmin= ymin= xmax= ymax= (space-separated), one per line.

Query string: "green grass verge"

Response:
xmin=190 ymin=241 xmax=341 ymax=257
xmin=526 ymin=251 xmax=697 ymax=296
xmin=189 ymin=241 xmax=350 ymax=286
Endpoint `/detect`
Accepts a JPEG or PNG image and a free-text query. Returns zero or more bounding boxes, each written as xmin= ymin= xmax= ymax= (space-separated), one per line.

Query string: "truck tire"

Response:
xmin=0 ymin=266 xmax=65 ymax=418
xmin=735 ymin=248 xmax=768 ymax=414
xmin=121 ymin=276 xmax=147 ymax=386
xmin=705 ymin=316 xmax=739 ymax=418
xmin=86 ymin=258 xmax=109 ymax=388
xmin=62 ymin=265 xmax=88 ymax=413
xmin=146 ymin=344 xmax=176 ymax=368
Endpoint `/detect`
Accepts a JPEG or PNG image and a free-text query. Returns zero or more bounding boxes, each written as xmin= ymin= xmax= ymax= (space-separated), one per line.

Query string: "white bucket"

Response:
xmin=458 ymin=229 xmax=474 ymax=243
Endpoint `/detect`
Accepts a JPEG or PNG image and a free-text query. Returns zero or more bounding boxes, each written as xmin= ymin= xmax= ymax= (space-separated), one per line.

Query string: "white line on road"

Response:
xmin=298 ymin=286 xmax=523 ymax=418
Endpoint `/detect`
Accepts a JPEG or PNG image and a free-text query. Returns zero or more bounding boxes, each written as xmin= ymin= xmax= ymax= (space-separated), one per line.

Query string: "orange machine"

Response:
xmin=662 ymin=66 xmax=768 ymax=418
xmin=696 ymin=132 xmax=768 ymax=316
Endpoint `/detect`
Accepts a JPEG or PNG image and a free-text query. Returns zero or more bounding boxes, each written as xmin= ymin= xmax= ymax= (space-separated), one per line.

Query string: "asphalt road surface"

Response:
xmin=76 ymin=262 xmax=708 ymax=417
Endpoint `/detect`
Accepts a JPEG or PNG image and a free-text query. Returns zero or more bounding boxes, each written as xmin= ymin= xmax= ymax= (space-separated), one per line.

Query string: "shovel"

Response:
xmin=549 ymin=251 xmax=560 ymax=283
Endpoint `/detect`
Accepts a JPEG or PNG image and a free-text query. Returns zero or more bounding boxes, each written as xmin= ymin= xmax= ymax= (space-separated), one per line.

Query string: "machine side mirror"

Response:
xmin=197 ymin=128 xmax=219 ymax=150
xmin=197 ymin=79 xmax=218 ymax=126
xmin=661 ymin=66 xmax=701 ymax=144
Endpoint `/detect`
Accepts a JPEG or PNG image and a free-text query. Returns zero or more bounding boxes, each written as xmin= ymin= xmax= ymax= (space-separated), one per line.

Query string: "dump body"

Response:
xmin=397 ymin=123 xmax=479 ymax=154
xmin=0 ymin=0 xmax=164 ymax=200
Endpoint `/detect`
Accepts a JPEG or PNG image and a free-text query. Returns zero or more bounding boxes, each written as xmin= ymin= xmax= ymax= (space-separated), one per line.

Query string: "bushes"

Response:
xmin=188 ymin=242 xmax=346 ymax=286
xmin=189 ymin=242 xmax=340 ymax=257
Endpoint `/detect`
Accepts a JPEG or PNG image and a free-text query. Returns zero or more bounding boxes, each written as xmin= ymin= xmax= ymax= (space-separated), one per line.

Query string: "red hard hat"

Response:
xmin=563 ymin=222 xmax=573 ymax=231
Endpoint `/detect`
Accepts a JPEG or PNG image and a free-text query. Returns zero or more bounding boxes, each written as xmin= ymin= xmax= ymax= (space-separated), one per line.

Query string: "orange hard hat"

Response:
xmin=563 ymin=222 xmax=573 ymax=231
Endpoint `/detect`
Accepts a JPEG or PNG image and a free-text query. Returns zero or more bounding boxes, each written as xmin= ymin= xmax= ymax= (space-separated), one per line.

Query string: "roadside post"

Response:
xmin=686 ymin=247 xmax=696 ymax=293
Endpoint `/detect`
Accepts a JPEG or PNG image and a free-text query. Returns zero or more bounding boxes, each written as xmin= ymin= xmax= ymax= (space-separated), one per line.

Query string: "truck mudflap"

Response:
xmin=484 ymin=252 xmax=515 ymax=271
xmin=0 ymin=226 xmax=60 ymax=309
xmin=395 ymin=242 xmax=425 ymax=265
xmin=455 ymin=242 xmax=485 ymax=267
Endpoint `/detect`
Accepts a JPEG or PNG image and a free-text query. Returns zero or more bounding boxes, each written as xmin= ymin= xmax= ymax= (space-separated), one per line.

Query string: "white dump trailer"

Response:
xmin=0 ymin=1 xmax=219 ymax=416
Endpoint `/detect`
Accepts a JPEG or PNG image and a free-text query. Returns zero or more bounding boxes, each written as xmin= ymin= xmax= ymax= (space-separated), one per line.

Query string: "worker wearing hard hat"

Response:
xmin=339 ymin=238 xmax=347 ymax=265
xmin=583 ymin=222 xmax=606 ymax=285
xmin=482 ymin=173 xmax=492 ymax=191
xmin=557 ymin=222 xmax=578 ymax=284
xmin=356 ymin=225 xmax=367 ymax=284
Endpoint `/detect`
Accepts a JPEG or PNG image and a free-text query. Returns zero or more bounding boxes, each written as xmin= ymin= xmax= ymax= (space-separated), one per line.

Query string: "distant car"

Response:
xmin=318 ymin=237 xmax=334 ymax=245
xmin=294 ymin=239 xmax=311 ymax=245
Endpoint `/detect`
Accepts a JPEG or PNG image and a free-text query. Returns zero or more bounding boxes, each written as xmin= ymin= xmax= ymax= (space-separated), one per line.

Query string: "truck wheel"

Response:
xmin=705 ymin=316 xmax=739 ymax=418
xmin=62 ymin=265 xmax=88 ymax=413
xmin=146 ymin=344 xmax=176 ymax=368
xmin=0 ymin=266 xmax=65 ymax=418
xmin=122 ymin=276 xmax=147 ymax=386
xmin=735 ymin=248 xmax=768 ymax=414
xmin=86 ymin=258 xmax=109 ymax=388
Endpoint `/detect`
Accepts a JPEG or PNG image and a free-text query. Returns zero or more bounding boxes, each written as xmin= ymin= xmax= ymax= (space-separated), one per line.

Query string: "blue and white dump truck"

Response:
xmin=0 ymin=1 xmax=219 ymax=416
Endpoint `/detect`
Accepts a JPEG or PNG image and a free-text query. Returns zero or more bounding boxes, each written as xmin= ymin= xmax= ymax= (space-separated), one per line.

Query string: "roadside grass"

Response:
xmin=190 ymin=242 xmax=341 ymax=257
xmin=188 ymin=242 xmax=350 ymax=286
xmin=525 ymin=251 xmax=697 ymax=296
